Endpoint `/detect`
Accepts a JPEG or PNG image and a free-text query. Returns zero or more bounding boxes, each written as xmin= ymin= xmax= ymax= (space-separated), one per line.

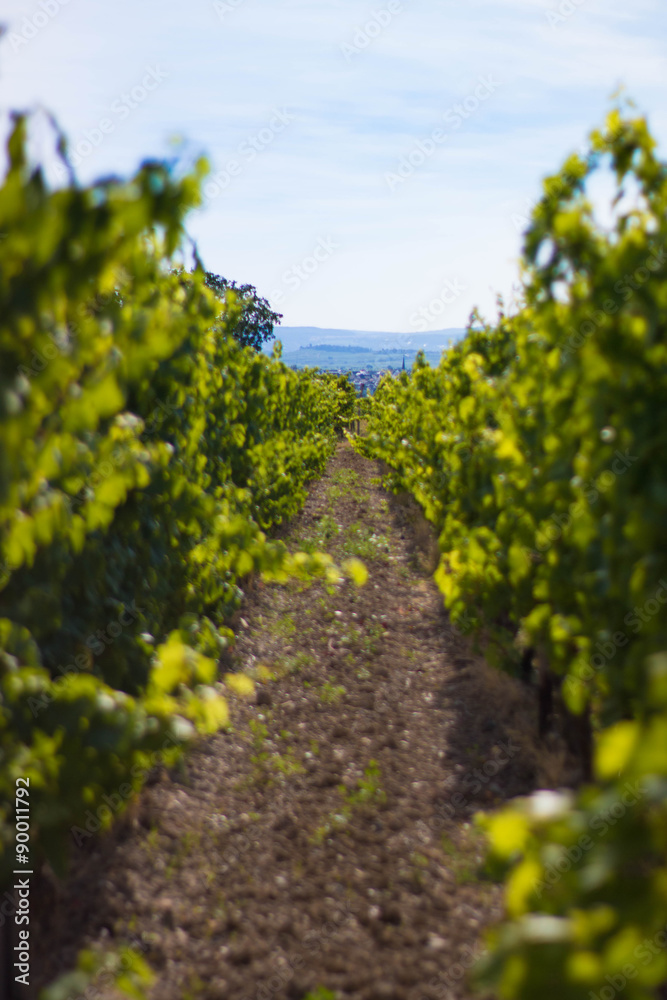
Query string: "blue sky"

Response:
xmin=1 ymin=0 xmax=666 ymax=332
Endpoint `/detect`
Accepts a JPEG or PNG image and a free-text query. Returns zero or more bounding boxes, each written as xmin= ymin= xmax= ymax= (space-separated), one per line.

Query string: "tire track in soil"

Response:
xmin=35 ymin=442 xmax=551 ymax=1000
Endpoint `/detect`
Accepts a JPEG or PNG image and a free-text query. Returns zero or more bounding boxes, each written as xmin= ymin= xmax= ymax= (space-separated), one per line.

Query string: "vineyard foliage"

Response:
xmin=477 ymin=654 xmax=667 ymax=1000
xmin=358 ymin=108 xmax=667 ymax=999
xmin=0 ymin=114 xmax=354 ymax=880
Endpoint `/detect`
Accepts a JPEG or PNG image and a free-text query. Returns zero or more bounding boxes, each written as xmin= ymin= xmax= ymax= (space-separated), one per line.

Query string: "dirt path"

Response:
xmin=36 ymin=443 xmax=551 ymax=1000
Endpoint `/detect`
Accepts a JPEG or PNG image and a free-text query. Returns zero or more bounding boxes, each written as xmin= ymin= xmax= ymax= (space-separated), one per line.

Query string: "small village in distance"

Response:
xmin=288 ymin=358 xmax=407 ymax=396
xmin=273 ymin=328 xmax=463 ymax=394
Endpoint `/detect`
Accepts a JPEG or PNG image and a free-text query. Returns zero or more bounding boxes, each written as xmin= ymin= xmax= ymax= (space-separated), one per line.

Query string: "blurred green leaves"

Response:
xmin=358 ymin=104 xmax=667 ymax=1000
xmin=0 ymin=113 xmax=353 ymax=883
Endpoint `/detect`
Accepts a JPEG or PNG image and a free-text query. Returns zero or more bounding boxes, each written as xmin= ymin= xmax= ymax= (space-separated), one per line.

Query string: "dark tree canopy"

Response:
xmin=204 ymin=272 xmax=282 ymax=351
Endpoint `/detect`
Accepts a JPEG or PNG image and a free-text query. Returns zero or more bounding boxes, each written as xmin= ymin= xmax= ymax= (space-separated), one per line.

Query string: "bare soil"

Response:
xmin=34 ymin=442 xmax=569 ymax=1000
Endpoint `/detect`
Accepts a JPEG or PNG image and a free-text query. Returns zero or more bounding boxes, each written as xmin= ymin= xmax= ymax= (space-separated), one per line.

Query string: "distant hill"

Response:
xmin=306 ymin=343 xmax=373 ymax=353
xmin=262 ymin=326 xmax=466 ymax=354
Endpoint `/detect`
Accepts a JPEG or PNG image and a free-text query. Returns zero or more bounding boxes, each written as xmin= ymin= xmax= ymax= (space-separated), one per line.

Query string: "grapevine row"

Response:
xmin=358 ymin=107 xmax=667 ymax=1000
xmin=0 ymin=114 xmax=355 ymax=882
